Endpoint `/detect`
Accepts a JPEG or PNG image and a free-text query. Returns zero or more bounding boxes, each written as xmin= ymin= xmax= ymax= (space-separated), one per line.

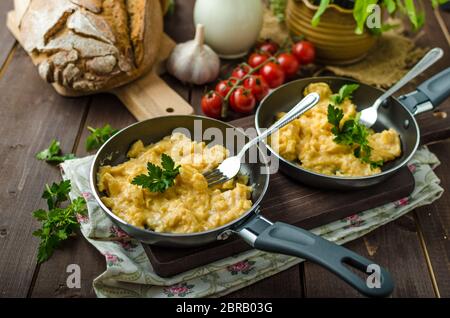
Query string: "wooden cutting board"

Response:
xmin=144 ymin=115 xmax=418 ymax=277
xmin=145 ymin=103 xmax=450 ymax=278
xmin=6 ymin=0 xmax=193 ymax=121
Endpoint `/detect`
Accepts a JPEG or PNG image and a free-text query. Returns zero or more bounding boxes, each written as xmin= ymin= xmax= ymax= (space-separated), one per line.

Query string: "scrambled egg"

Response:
xmin=270 ymin=82 xmax=401 ymax=177
xmin=97 ymin=133 xmax=252 ymax=233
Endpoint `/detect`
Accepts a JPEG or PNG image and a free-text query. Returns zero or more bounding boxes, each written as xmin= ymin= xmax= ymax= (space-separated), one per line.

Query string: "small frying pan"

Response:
xmin=255 ymin=68 xmax=450 ymax=189
xmin=91 ymin=115 xmax=394 ymax=297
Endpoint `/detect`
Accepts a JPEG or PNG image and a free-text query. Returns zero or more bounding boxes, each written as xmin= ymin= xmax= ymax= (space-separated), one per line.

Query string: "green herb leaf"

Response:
xmin=369 ymin=159 xmax=384 ymax=169
xmin=85 ymin=124 xmax=119 ymax=152
xmin=311 ymin=0 xmax=330 ymax=27
xmin=36 ymin=139 xmax=60 ymax=160
xmin=131 ymin=154 xmax=180 ymax=193
xmin=167 ymin=0 xmax=175 ymax=15
xmin=327 ymin=104 xmax=344 ymax=135
xmin=404 ymin=0 xmax=419 ymax=29
xmin=431 ymin=0 xmax=449 ymax=8
xmin=161 ymin=153 xmax=179 ymax=177
xmin=32 ymin=209 xmax=48 ymax=221
xmin=353 ymin=0 xmax=378 ymax=34
xmin=383 ymin=0 xmax=396 ymax=13
xmin=32 ymin=180 xmax=87 ymax=263
xmin=36 ymin=140 xmax=76 ymax=164
xmin=330 ymin=84 xmax=360 ymax=105
xmin=327 ymin=104 xmax=381 ymax=169
xmin=42 ymin=180 xmax=71 ymax=210
xmin=71 ymin=197 xmax=88 ymax=214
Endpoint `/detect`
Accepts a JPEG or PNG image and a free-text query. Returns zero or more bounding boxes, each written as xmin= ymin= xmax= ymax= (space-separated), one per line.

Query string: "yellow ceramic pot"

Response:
xmin=286 ymin=0 xmax=377 ymax=65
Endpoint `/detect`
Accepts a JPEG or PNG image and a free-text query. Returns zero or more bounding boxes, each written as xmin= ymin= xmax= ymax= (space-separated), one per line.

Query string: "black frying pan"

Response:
xmin=90 ymin=115 xmax=394 ymax=297
xmin=255 ymin=68 xmax=450 ymax=189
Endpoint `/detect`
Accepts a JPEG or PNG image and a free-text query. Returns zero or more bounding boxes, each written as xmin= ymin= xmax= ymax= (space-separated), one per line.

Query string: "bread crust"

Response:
xmin=20 ymin=0 xmax=163 ymax=93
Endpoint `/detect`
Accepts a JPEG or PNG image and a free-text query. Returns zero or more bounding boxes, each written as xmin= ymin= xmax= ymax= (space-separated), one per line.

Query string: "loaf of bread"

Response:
xmin=19 ymin=0 xmax=163 ymax=92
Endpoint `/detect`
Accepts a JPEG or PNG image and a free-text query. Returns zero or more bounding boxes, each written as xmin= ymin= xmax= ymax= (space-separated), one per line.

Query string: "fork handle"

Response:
xmin=371 ymin=47 xmax=443 ymax=110
xmin=238 ymin=92 xmax=320 ymax=156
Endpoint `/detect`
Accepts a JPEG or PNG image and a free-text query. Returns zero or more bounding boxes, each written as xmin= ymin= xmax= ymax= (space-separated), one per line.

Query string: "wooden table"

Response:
xmin=1 ymin=0 xmax=449 ymax=298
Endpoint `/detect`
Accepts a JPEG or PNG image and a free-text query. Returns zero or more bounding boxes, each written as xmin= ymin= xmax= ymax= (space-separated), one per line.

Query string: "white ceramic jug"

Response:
xmin=194 ymin=0 xmax=264 ymax=59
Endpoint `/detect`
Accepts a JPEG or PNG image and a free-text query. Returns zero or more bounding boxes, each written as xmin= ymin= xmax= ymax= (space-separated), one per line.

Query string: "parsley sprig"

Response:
xmin=42 ymin=180 xmax=72 ymax=210
xmin=32 ymin=180 xmax=87 ymax=263
xmin=85 ymin=124 xmax=118 ymax=152
xmin=36 ymin=139 xmax=76 ymax=164
xmin=330 ymin=84 xmax=360 ymax=106
xmin=131 ymin=154 xmax=181 ymax=193
xmin=327 ymin=105 xmax=383 ymax=169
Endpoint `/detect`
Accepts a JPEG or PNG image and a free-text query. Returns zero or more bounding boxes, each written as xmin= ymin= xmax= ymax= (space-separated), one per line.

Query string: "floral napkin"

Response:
xmin=61 ymin=147 xmax=443 ymax=298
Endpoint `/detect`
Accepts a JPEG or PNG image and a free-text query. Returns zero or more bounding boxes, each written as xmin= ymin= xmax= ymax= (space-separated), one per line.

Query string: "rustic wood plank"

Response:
xmin=304 ymin=216 xmax=436 ymax=298
xmin=0 ymin=0 xmax=16 ymax=69
xmin=225 ymin=265 xmax=303 ymax=298
xmin=0 ymin=47 xmax=89 ymax=297
xmin=163 ymin=0 xmax=196 ymax=43
xmin=435 ymin=4 xmax=450 ymax=46
xmin=77 ymin=94 xmax=138 ymax=158
xmin=302 ymin=0 xmax=450 ymax=298
xmin=29 ymin=0 xmax=195 ymax=298
xmin=404 ymin=1 xmax=450 ymax=97
xmin=31 ymin=84 xmax=190 ymax=297
xmin=30 ymin=58 xmax=190 ymax=298
xmin=415 ymin=139 xmax=450 ymax=298
xmin=29 ymin=233 xmax=105 ymax=298
xmin=29 ymin=94 xmax=129 ymax=298
xmin=21 ymin=0 xmax=450 ymax=299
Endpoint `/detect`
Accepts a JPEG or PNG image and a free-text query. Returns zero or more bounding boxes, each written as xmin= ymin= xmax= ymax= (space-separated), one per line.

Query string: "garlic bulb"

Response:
xmin=167 ymin=24 xmax=220 ymax=85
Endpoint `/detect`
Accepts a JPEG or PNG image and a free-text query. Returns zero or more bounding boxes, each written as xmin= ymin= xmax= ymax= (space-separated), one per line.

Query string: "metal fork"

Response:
xmin=203 ymin=92 xmax=320 ymax=186
xmin=359 ymin=47 xmax=443 ymax=128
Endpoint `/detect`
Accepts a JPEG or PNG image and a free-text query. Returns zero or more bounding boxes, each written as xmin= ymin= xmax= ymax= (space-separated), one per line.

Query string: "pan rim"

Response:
xmin=255 ymin=76 xmax=421 ymax=181
xmin=89 ymin=114 xmax=270 ymax=238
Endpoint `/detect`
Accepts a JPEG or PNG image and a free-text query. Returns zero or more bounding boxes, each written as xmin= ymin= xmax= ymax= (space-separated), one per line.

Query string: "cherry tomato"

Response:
xmin=256 ymin=39 xmax=279 ymax=55
xmin=259 ymin=62 xmax=285 ymax=88
xmin=201 ymin=91 xmax=223 ymax=118
xmin=243 ymin=75 xmax=269 ymax=101
xmin=248 ymin=52 xmax=269 ymax=68
xmin=231 ymin=64 xmax=251 ymax=79
xmin=291 ymin=41 xmax=316 ymax=65
xmin=276 ymin=53 xmax=300 ymax=78
xmin=215 ymin=79 xmax=237 ymax=98
xmin=229 ymin=87 xmax=256 ymax=114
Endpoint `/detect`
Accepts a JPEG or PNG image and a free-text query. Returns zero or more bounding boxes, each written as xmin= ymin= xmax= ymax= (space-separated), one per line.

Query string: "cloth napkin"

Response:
xmin=61 ymin=147 xmax=443 ymax=298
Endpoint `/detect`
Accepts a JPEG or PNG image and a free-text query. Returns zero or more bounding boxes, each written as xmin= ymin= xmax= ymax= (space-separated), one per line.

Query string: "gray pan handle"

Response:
xmin=399 ymin=67 xmax=450 ymax=115
xmin=237 ymin=215 xmax=394 ymax=298
xmin=417 ymin=67 xmax=450 ymax=106
xmin=370 ymin=48 xmax=442 ymax=111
